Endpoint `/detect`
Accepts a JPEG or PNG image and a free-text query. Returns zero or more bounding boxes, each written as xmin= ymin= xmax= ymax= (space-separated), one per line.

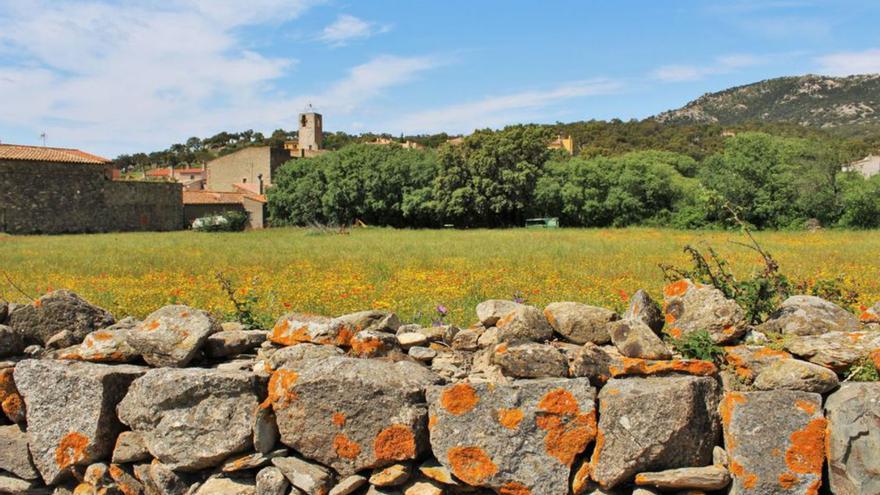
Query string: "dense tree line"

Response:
xmin=268 ymin=125 xmax=880 ymax=229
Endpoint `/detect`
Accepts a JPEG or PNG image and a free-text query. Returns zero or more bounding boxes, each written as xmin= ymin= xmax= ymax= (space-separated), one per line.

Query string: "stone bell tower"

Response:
xmin=298 ymin=108 xmax=323 ymax=151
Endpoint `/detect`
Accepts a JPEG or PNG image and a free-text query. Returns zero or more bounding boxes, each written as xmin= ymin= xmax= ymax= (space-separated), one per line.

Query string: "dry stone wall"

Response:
xmin=0 ymin=284 xmax=879 ymax=495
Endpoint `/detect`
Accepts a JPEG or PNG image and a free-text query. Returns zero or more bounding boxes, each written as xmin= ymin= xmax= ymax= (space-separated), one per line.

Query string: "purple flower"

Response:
xmin=436 ymin=304 xmax=448 ymax=315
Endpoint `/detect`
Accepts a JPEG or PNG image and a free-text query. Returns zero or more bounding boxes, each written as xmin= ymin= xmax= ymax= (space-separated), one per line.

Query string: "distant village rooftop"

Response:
xmin=0 ymin=143 xmax=110 ymax=164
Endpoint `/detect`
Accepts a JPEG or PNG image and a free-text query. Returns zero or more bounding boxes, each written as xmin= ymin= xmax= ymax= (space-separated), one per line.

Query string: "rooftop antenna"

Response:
xmin=39 ymin=132 xmax=47 ymax=146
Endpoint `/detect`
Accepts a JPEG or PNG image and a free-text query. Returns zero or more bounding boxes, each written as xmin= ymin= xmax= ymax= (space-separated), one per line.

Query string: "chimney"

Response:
xmin=258 ymin=173 xmax=264 ymax=195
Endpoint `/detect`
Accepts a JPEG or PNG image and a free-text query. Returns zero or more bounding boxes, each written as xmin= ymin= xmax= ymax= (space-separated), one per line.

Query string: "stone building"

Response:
xmin=844 ymin=154 xmax=880 ymax=178
xmin=206 ymin=111 xmax=325 ymax=192
xmin=182 ymin=190 xmax=266 ymax=229
xmin=0 ymin=144 xmax=183 ymax=234
xmin=145 ymin=167 xmax=207 ymax=190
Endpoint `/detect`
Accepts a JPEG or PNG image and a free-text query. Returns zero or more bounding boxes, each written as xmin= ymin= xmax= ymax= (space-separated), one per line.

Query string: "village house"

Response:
xmin=205 ymin=111 xmax=325 ymax=193
xmin=145 ymin=166 xmax=206 ymax=190
xmin=547 ymin=135 xmax=575 ymax=155
xmin=367 ymin=137 xmax=425 ymax=149
xmin=182 ymin=190 xmax=266 ymax=230
xmin=844 ymin=154 xmax=880 ymax=178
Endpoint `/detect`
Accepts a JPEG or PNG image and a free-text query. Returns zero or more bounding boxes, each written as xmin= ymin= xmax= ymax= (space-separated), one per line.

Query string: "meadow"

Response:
xmin=0 ymin=228 xmax=877 ymax=328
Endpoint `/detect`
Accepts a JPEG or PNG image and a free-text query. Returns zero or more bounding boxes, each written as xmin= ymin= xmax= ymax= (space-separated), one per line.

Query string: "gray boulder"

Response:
xmin=334 ymin=310 xmax=400 ymax=334
xmin=0 ymin=325 xmax=25 ymax=358
xmin=13 ymin=359 xmax=144 ymax=485
xmin=624 ymin=289 xmax=664 ymax=334
xmin=662 ymin=280 xmax=747 ymax=344
xmin=491 ymin=342 xmax=569 ymax=378
xmin=590 ymin=375 xmax=721 ymax=489
xmin=126 ymin=305 xmax=220 ymax=367
xmin=117 ymin=368 xmax=260 ymax=471
xmin=634 ymin=466 xmax=729 ymax=491
xmin=8 ymin=290 xmax=115 ymax=346
xmin=0 ymin=474 xmax=43 ymax=495
xmin=783 ymin=331 xmax=880 ymax=371
xmin=267 ymin=342 xmax=344 ymax=371
xmin=205 ymin=330 xmax=267 ymax=359
xmin=609 ymin=319 xmax=671 ymax=360
xmin=269 ymin=312 xmax=350 ymax=347
xmin=57 ymin=327 xmax=139 ymax=363
xmin=760 ymin=295 xmax=860 ymax=336
xmin=570 ymin=343 xmax=617 ymax=385
xmin=543 ymin=302 xmax=617 ymax=344
xmin=427 ymin=378 xmax=596 ymax=495
xmin=111 ymin=431 xmax=150 ymax=464
xmin=270 ymin=356 xmax=440 ymax=475
xmin=752 ymin=359 xmax=839 ymax=393
xmin=720 ymin=390 xmax=825 ymax=495
xmin=825 ymin=383 xmax=880 ymax=495
xmin=272 ymin=456 xmax=335 ymax=495
xmin=349 ymin=329 xmax=400 ymax=358
xmin=475 ymin=300 xmax=522 ymax=326
xmin=193 ymin=477 xmax=255 ymax=495
xmin=256 ymin=466 xmax=289 ymax=495
xmin=0 ymin=424 xmax=39 ymax=480
xmin=722 ymin=345 xmax=793 ymax=383
xmin=495 ymin=305 xmax=553 ymax=343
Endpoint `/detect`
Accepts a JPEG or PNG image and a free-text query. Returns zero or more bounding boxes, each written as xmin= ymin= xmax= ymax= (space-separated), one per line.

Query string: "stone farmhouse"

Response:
xmin=844 ymin=154 xmax=880 ymax=178
xmin=0 ymin=144 xmax=183 ymax=235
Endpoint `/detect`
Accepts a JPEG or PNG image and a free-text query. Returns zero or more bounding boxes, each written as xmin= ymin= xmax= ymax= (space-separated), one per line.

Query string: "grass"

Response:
xmin=0 ymin=227 xmax=878 ymax=328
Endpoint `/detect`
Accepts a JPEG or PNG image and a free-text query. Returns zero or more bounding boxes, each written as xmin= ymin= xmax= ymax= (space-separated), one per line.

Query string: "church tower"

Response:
xmin=298 ymin=110 xmax=323 ymax=151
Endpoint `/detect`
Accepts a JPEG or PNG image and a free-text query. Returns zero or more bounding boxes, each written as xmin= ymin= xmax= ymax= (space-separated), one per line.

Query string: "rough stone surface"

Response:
xmin=407 ymin=347 xmax=437 ymax=362
xmin=0 ymin=366 xmax=25 ymax=423
xmin=269 ymin=313 xmax=341 ymax=347
xmin=369 ymin=463 xmax=412 ymax=486
xmin=783 ymin=331 xmax=880 ymax=371
xmin=13 ymin=359 xmax=144 ymax=485
xmin=267 ymin=343 xmax=344 ymax=371
xmin=451 ymin=328 xmax=481 ymax=351
xmin=334 ymin=310 xmax=400 ymax=334
xmin=491 ymin=342 xmax=569 ymax=378
xmin=0 ymin=423 xmax=40 ymax=480
xmin=662 ymin=280 xmax=747 ymax=344
xmin=824 ymin=383 xmax=880 ymax=495
xmin=760 ymin=295 xmax=860 ymax=336
xmin=329 ymin=475 xmax=367 ymax=495
xmin=271 ymin=456 xmax=335 ymax=495
xmin=117 ymin=368 xmax=259 ymax=471
xmin=111 ymin=431 xmax=150 ymax=464
xmin=255 ymin=466 xmax=288 ymax=495
xmin=859 ymin=301 xmax=880 ymax=324
xmin=8 ymin=290 xmax=115 ymax=346
xmin=270 ymin=356 xmax=440 ymax=475
xmin=634 ymin=466 xmax=730 ymax=491
xmin=590 ymin=375 xmax=721 ymax=489
xmin=0 ymin=474 xmax=42 ymax=495
xmin=752 ymin=359 xmax=839 ymax=393
xmin=720 ymin=390 xmax=825 ymax=495
xmin=608 ymin=319 xmax=671 ymax=360
xmin=607 ymin=358 xmax=717 ymax=378
xmin=396 ymin=332 xmax=428 ymax=348
xmin=127 ymin=305 xmax=220 ymax=367
xmin=349 ymin=330 xmax=400 ymax=358
xmin=624 ymin=289 xmax=665 ymax=334
xmin=495 ymin=305 xmax=553 ymax=343
xmin=543 ymin=302 xmax=618 ymax=345
xmin=193 ymin=477 xmax=255 ymax=495
xmin=205 ymin=330 xmax=267 ymax=359
xmin=57 ymin=327 xmax=139 ymax=363
xmin=427 ymin=378 xmax=596 ymax=495
xmin=475 ymin=300 xmax=521 ymax=327
xmin=570 ymin=343 xmax=616 ymax=385
xmin=222 ymin=449 xmax=285 ymax=473
xmin=723 ymin=345 xmax=792 ymax=383
xmin=253 ymin=405 xmax=280 ymax=455
xmin=0 ymin=324 xmax=25 ymax=358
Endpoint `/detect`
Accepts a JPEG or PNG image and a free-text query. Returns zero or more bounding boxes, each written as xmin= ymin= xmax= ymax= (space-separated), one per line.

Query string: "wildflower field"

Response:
xmin=1 ymin=228 xmax=877 ymax=327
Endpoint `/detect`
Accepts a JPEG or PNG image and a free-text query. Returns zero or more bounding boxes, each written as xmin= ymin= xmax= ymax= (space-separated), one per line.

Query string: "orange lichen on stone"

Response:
xmin=109 ymin=464 xmax=140 ymax=495
xmin=609 ymin=358 xmax=717 ymax=377
xmin=332 ymin=412 xmax=346 ymax=427
xmin=440 ymin=383 xmax=479 ymax=415
xmin=350 ymin=336 xmax=384 ymax=356
xmin=785 ymin=418 xmax=827 ymax=475
xmin=536 ymin=388 xmax=596 ymax=466
xmin=496 ymin=313 xmax=515 ymax=328
xmin=729 ymin=461 xmax=757 ymax=489
xmin=269 ymin=320 xmax=313 ymax=346
xmin=795 ymin=400 xmax=817 ymax=416
xmin=846 ymin=333 xmax=865 ymax=343
xmin=373 ymin=424 xmax=417 ymax=462
xmin=860 ymin=309 xmax=878 ymax=323
xmin=331 ymin=326 xmax=355 ymax=347
xmin=495 ymin=344 xmax=508 ymax=354
xmin=2 ymin=393 xmax=24 ymax=422
xmin=779 ymin=472 xmax=798 ymax=489
xmin=33 ymin=299 xmax=42 ymax=308
xmin=497 ymin=408 xmax=524 ymax=429
xmin=91 ymin=331 xmax=113 ymax=341
xmin=499 ymin=481 xmax=531 ymax=495
xmin=447 ymin=446 xmax=498 ymax=485
xmin=664 ymin=280 xmax=691 ymax=297
xmin=55 ymin=432 xmax=90 ymax=470
xmin=870 ymin=349 xmax=880 ymax=371
xmin=543 ymin=309 xmax=558 ymax=328
xmin=146 ymin=321 xmax=160 ymax=331
xmin=262 ymin=369 xmax=298 ymax=409
xmin=333 ymin=433 xmax=361 ymax=459
xmin=719 ymin=392 xmax=747 ymax=428
xmin=572 ymin=460 xmax=592 ymax=494
xmin=754 ymin=347 xmax=790 ymax=359
xmin=428 ymin=415 xmax=438 ymax=430
xmin=588 ymin=428 xmax=606 ymax=477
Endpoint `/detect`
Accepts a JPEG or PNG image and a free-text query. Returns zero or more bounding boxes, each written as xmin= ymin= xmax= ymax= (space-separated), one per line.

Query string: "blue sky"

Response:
xmin=1 ymin=0 xmax=880 ymax=157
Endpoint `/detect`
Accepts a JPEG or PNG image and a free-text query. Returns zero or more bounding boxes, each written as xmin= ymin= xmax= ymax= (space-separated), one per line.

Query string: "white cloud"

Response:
xmin=389 ymin=79 xmax=621 ymax=134
xmin=816 ymin=49 xmax=880 ymax=76
xmin=651 ymin=54 xmax=765 ymax=82
xmin=0 ymin=0 xmax=433 ymax=155
xmin=318 ymin=14 xmax=390 ymax=46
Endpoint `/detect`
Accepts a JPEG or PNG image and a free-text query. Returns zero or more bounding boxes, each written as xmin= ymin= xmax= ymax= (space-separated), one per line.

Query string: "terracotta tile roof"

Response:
xmin=0 ymin=144 xmax=110 ymax=164
xmin=145 ymin=168 xmax=172 ymax=177
xmin=232 ymin=182 xmax=260 ymax=194
xmin=183 ymin=190 xmax=266 ymax=205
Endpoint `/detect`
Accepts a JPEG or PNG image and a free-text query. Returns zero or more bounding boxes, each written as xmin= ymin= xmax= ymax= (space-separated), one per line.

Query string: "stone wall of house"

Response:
xmin=1 ymin=284 xmax=878 ymax=494
xmin=205 ymin=146 xmax=292 ymax=192
xmin=0 ymin=160 xmax=183 ymax=235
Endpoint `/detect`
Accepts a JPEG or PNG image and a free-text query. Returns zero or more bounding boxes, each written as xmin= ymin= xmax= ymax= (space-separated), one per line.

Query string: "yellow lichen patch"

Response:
xmin=373 ymin=424 xmax=416 ymax=462
xmin=499 ymin=481 xmax=531 ymax=495
xmin=333 ymin=433 xmax=361 ymax=459
xmin=447 ymin=446 xmax=498 ymax=485
xmin=55 ymin=432 xmax=90 ymax=470
xmin=785 ymin=418 xmax=827 ymax=475
xmin=536 ymin=388 xmax=597 ymax=466
xmin=497 ymin=408 xmax=524 ymax=430
xmin=262 ymin=369 xmax=298 ymax=410
xmin=332 ymin=412 xmax=346 ymax=427
xmin=664 ymin=280 xmax=691 ymax=298
xmin=440 ymin=383 xmax=479 ymax=415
